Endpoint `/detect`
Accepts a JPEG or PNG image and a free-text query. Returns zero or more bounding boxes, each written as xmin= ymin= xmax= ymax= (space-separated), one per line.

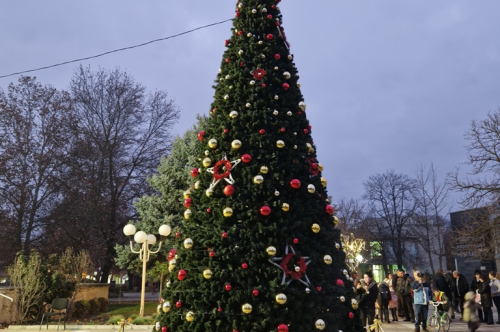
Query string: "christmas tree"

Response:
xmin=157 ymin=1 xmax=363 ymax=332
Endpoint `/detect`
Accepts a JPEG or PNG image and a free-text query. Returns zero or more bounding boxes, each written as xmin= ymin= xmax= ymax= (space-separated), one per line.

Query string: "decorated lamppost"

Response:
xmin=340 ymin=233 xmax=366 ymax=274
xmin=123 ymin=223 xmax=171 ymax=316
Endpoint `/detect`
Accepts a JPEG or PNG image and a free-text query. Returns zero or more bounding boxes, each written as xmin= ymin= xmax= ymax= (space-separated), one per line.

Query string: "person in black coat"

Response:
xmin=478 ymin=274 xmax=494 ymax=325
xmin=434 ymin=268 xmax=454 ymax=318
xmin=377 ymin=282 xmax=391 ymax=323
xmin=357 ymin=271 xmax=379 ymax=329
xmin=452 ymin=270 xmax=469 ymax=318
xmin=470 ymin=270 xmax=484 ymax=322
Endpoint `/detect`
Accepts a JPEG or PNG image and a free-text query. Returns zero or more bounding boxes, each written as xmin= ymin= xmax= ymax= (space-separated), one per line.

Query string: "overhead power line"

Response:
xmin=0 ymin=18 xmax=233 ymax=79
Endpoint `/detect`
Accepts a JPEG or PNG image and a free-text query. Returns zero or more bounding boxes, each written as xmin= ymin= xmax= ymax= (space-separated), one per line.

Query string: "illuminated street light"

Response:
xmin=123 ymin=224 xmax=171 ymax=316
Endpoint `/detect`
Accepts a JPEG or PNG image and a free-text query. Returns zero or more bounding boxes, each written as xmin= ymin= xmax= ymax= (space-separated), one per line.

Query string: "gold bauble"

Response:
xmin=231 ymin=139 xmax=242 ymax=149
xmin=318 ymin=163 xmax=324 ymax=171
xmin=276 ymin=140 xmax=285 ymax=148
xmin=253 ymin=175 xmax=264 ymax=184
xmin=202 ymin=158 xmax=212 ymax=167
xmin=306 ymin=143 xmax=314 ymax=153
xmin=340 ymin=296 xmax=345 ymax=302
xmin=299 ymin=101 xmax=307 ymax=111
xmin=223 ymin=207 xmax=233 ymax=217
xmin=282 ymin=203 xmax=290 ymax=212
xmin=323 ymin=255 xmax=332 ymax=265
xmin=186 ymin=311 xmax=195 ymax=322
xmin=351 ymin=299 xmax=359 ymax=309
xmin=333 ymin=216 xmax=339 ymax=226
xmin=307 ymin=184 xmax=316 ymax=194
xmin=206 ymin=188 xmax=213 ymax=197
xmin=276 ymin=293 xmax=287 ymax=304
xmin=183 ymin=238 xmax=193 ymax=249
xmin=203 ymin=269 xmax=213 ymax=279
xmin=320 ymin=177 xmax=327 ymax=187
xmin=315 ymin=319 xmax=326 ymax=330
xmin=229 ymin=110 xmax=238 ymax=119
xmin=311 ymin=223 xmax=320 ymax=233
xmin=184 ymin=209 xmax=192 ymax=220
xmin=183 ymin=190 xmax=191 ymax=199
xmin=266 ymin=246 xmax=277 ymax=256
xmin=260 ymin=166 xmax=269 ymax=174
xmin=283 ymin=71 xmax=291 ymax=79
xmin=208 ymin=138 xmax=217 ymax=149
xmin=242 ymin=303 xmax=253 ymax=314
xmin=194 ymin=181 xmax=200 ymax=189
xmin=162 ymin=301 xmax=171 ymax=313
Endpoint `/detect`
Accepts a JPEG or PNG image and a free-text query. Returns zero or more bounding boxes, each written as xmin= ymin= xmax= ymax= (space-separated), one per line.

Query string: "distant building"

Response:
xmin=449 ymin=207 xmax=498 ymax=278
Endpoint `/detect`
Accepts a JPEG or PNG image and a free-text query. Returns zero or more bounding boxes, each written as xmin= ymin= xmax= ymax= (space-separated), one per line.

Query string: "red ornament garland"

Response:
xmin=212 ymin=160 xmax=232 ymax=180
xmin=280 ymin=253 xmax=307 ymax=279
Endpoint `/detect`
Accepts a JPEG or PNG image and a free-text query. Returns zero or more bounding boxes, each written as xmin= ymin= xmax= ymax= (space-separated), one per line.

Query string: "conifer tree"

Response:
xmin=157 ymin=1 xmax=363 ymax=332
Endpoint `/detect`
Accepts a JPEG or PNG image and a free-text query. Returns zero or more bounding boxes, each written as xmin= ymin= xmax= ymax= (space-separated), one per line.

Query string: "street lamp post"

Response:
xmin=123 ymin=223 xmax=171 ymax=317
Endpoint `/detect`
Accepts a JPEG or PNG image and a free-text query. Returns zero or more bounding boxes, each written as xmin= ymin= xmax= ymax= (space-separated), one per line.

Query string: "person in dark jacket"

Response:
xmin=397 ymin=269 xmax=415 ymax=322
xmin=478 ymin=273 xmax=494 ymax=325
xmin=433 ymin=268 xmax=454 ymax=318
xmin=392 ymin=270 xmax=402 ymax=317
xmin=377 ymin=282 xmax=391 ymax=323
xmin=445 ymin=271 xmax=459 ymax=313
xmin=470 ymin=270 xmax=484 ymax=322
xmin=357 ymin=271 xmax=379 ymax=329
xmin=452 ymin=270 xmax=469 ymax=318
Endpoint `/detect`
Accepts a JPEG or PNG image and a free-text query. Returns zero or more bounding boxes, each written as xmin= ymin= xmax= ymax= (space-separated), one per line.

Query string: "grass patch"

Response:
xmin=69 ymin=302 xmax=158 ymax=324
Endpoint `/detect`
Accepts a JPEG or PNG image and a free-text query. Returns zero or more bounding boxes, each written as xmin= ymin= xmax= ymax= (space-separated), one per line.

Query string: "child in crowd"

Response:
xmin=463 ymin=291 xmax=481 ymax=332
xmin=431 ymin=287 xmax=450 ymax=319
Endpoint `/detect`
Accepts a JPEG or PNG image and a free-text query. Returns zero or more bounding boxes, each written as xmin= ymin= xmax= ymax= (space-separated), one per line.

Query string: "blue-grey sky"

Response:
xmin=2 ymin=0 xmax=500 ymax=209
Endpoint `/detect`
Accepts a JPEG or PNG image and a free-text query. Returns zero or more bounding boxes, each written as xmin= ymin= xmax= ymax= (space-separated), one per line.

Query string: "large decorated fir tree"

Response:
xmin=157 ymin=1 xmax=363 ymax=332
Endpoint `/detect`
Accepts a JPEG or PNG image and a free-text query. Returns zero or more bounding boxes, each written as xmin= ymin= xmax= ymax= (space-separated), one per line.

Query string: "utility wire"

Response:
xmin=0 ymin=18 xmax=233 ymax=79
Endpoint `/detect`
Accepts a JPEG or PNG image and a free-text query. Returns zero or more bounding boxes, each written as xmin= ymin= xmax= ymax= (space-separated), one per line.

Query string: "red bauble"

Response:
xmin=280 ymin=127 xmax=285 ymax=132
xmin=252 ymin=289 xmax=259 ymax=296
xmin=209 ymin=251 xmax=215 ymax=257
xmin=225 ymin=284 xmax=232 ymax=291
xmin=237 ymin=30 xmax=243 ymax=35
xmin=325 ymin=205 xmax=334 ymax=215
xmin=224 ymin=40 xmax=230 ymax=46
xmin=162 ymin=326 xmax=167 ymax=332
xmin=282 ymin=83 xmax=289 ymax=90
xmin=222 ymin=232 xmax=228 ymax=238
xmin=261 ymin=83 xmax=266 ymax=87
xmin=177 ymin=269 xmax=186 ymax=281
xmin=259 ymin=129 xmax=266 ymax=135
xmin=275 ymin=54 xmax=281 ymax=60
xmin=308 ymin=124 xmax=312 ymax=130
xmin=349 ymin=312 xmax=354 ymax=319
xmin=290 ymin=179 xmax=301 ymax=189
xmin=240 ymin=62 xmax=244 ymax=67
xmin=336 ymin=279 xmax=344 ymax=287
xmin=277 ymin=324 xmax=288 ymax=332
xmin=212 ymin=107 xmax=217 ymax=114
xmin=241 ymin=262 xmax=248 ymax=269
xmin=267 ymin=14 xmax=273 ymax=19
xmin=224 ymin=185 xmax=235 ymax=196
xmin=225 ymin=57 xmax=230 ymax=63
xmin=176 ymin=301 xmax=182 ymax=308
xmin=223 ymin=128 xmax=228 ymax=134
xmin=235 ymin=11 xmax=240 ymax=17
xmin=241 ymin=154 xmax=252 ymax=163
xmin=168 ymin=249 xmax=177 ymax=261
xmin=316 ymin=287 xmax=322 ymax=292
xmin=297 ymin=111 xmax=302 ymax=115
xmin=191 ymin=168 xmax=199 ymax=177
xmin=293 ymin=238 xmax=299 ymax=244
xmin=276 ymin=21 xmax=280 ymax=26
xmin=267 ymin=33 xmax=274 ymax=40
xmin=260 ymin=206 xmax=271 ymax=216
xmin=217 ymin=307 xmax=223 ymax=312
xmin=207 ymin=207 xmax=212 ymax=213
xmin=175 ymin=231 xmax=180 ymax=238
xmin=184 ymin=198 xmax=192 ymax=208
xmin=303 ymin=129 xmax=308 ymax=134
xmin=197 ymin=131 xmax=205 ymax=141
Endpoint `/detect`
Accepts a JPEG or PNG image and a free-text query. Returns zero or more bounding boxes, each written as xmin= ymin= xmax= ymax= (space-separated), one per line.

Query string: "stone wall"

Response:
xmin=74 ymin=283 xmax=109 ymax=302
xmin=0 ymin=287 xmax=16 ymax=324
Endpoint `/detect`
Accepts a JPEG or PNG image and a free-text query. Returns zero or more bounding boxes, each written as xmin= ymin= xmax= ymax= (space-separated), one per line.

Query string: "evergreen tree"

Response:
xmin=158 ymin=1 xmax=363 ymax=332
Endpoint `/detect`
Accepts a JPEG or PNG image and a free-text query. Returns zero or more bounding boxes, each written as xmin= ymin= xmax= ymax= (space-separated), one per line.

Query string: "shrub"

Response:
xmin=88 ymin=298 xmax=100 ymax=315
xmin=98 ymin=297 xmax=108 ymax=312
xmin=131 ymin=316 xmax=153 ymax=325
xmin=107 ymin=315 xmax=125 ymax=325
xmin=74 ymin=300 xmax=90 ymax=317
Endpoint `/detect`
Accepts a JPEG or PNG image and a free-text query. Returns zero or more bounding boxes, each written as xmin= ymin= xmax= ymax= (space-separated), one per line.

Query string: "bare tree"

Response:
xmin=52 ymin=66 xmax=180 ymax=283
xmin=363 ymin=170 xmax=419 ymax=270
xmin=449 ymin=110 xmax=500 ymax=268
xmin=412 ymin=164 xmax=451 ymax=274
xmin=334 ymin=197 xmax=366 ymax=235
xmin=0 ymin=76 xmax=73 ymax=267
xmin=450 ymin=109 xmax=500 ymax=206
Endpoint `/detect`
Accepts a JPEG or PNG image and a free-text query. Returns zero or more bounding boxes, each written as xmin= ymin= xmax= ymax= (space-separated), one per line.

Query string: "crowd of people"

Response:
xmin=354 ymin=268 xmax=500 ymax=332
